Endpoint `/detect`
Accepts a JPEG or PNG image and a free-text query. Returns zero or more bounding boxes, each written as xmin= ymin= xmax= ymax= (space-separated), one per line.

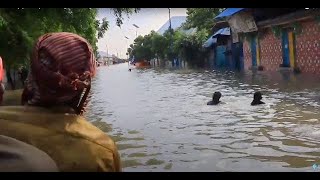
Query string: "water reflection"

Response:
xmin=86 ymin=63 xmax=320 ymax=172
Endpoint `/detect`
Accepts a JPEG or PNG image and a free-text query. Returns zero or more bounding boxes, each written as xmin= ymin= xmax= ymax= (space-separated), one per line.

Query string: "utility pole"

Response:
xmin=133 ymin=24 xmax=139 ymax=39
xmin=106 ymin=44 xmax=109 ymax=60
xmin=106 ymin=44 xmax=108 ymax=56
xmin=168 ymin=8 xmax=172 ymax=31
xmin=125 ymin=36 xmax=129 ymax=61
xmin=168 ymin=8 xmax=174 ymax=67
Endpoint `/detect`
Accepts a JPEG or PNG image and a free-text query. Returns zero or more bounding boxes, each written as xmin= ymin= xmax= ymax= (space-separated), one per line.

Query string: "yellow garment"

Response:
xmin=0 ymin=106 xmax=121 ymax=172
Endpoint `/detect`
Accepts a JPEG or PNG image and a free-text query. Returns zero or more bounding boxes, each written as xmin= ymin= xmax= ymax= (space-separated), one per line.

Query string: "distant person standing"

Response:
xmin=251 ymin=92 xmax=265 ymax=106
xmin=18 ymin=66 xmax=28 ymax=86
xmin=207 ymin=92 xmax=222 ymax=105
xmin=0 ymin=82 xmax=4 ymax=105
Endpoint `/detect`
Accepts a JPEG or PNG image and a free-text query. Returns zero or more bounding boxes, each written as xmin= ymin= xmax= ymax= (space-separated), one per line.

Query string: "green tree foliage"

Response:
xmin=173 ymin=29 xmax=209 ymax=66
xmin=111 ymin=8 xmax=140 ymax=27
xmin=128 ymin=28 xmax=210 ymax=67
xmin=151 ymin=32 xmax=168 ymax=60
xmin=0 ymin=8 xmax=139 ymax=89
xmin=128 ymin=31 xmax=167 ymax=61
xmin=127 ymin=8 xmax=226 ymax=67
xmin=182 ymin=8 xmax=225 ymax=34
xmin=0 ymin=8 xmax=139 ymax=67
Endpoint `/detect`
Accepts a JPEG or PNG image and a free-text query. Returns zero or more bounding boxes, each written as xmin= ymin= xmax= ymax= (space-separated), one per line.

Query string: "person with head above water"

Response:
xmin=207 ymin=92 xmax=222 ymax=105
xmin=0 ymin=32 xmax=121 ymax=172
xmin=251 ymin=91 xmax=265 ymax=106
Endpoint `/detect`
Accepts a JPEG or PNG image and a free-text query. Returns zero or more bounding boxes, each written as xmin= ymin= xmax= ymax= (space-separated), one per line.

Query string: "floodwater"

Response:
xmin=86 ymin=63 xmax=320 ymax=172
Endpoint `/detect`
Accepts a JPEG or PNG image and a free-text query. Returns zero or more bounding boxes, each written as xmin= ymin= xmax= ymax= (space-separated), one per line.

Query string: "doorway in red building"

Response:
xmin=281 ymin=29 xmax=296 ymax=68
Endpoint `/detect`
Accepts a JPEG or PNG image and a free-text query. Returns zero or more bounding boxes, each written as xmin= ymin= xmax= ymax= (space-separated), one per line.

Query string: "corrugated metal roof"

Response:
xmin=203 ymin=35 xmax=217 ymax=48
xmin=215 ymin=8 xmax=245 ymax=19
xmin=157 ymin=16 xmax=187 ymax=35
xmin=203 ymin=27 xmax=231 ymax=47
xmin=213 ymin=27 xmax=231 ymax=36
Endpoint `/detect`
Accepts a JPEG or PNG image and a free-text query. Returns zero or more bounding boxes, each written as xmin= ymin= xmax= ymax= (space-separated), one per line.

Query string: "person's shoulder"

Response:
xmin=74 ymin=117 xmax=117 ymax=148
xmin=0 ymin=105 xmax=116 ymax=148
xmin=0 ymin=105 xmax=121 ymax=172
xmin=207 ymin=101 xmax=222 ymax=105
xmin=251 ymin=101 xmax=265 ymax=106
xmin=71 ymin=117 xmax=121 ymax=171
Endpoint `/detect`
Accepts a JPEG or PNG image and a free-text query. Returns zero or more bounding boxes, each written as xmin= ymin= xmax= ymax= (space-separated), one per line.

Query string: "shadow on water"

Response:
xmin=86 ymin=63 xmax=320 ymax=172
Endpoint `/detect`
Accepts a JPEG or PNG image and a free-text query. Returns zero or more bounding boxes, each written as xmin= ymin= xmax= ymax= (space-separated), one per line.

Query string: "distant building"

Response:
xmin=97 ymin=51 xmax=122 ymax=65
xmin=204 ymin=12 xmax=244 ymax=71
xmin=213 ymin=8 xmax=320 ymax=74
xmin=157 ymin=16 xmax=197 ymax=36
xmin=157 ymin=16 xmax=187 ymax=35
xmin=155 ymin=16 xmax=197 ymax=68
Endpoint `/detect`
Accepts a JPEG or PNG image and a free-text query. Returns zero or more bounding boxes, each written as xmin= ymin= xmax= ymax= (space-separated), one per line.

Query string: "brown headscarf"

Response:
xmin=22 ymin=32 xmax=96 ymax=115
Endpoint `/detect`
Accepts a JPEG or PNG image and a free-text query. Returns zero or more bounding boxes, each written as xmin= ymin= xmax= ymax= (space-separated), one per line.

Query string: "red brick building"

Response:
xmin=241 ymin=9 xmax=320 ymax=74
xmin=295 ymin=19 xmax=320 ymax=73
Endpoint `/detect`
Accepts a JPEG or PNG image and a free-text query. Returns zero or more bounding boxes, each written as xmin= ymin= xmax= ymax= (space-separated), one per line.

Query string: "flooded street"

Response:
xmin=86 ymin=63 xmax=320 ymax=172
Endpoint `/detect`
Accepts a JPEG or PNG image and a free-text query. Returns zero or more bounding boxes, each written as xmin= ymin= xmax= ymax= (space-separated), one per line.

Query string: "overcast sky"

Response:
xmin=97 ymin=8 xmax=187 ymax=58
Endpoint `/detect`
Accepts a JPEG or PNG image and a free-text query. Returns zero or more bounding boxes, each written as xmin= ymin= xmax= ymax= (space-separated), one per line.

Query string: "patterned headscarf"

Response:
xmin=22 ymin=32 xmax=96 ymax=114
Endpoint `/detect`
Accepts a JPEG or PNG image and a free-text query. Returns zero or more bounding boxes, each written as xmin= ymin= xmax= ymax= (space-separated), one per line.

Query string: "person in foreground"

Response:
xmin=0 ymin=32 xmax=121 ymax=172
xmin=251 ymin=92 xmax=265 ymax=106
xmin=207 ymin=92 xmax=222 ymax=105
xmin=0 ymin=135 xmax=58 ymax=172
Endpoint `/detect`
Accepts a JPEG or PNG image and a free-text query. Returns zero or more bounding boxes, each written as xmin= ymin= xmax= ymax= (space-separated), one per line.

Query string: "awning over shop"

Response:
xmin=213 ymin=27 xmax=231 ymax=36
xmin=203 ymin=35 xmax=217 ymax=48
xmin=215 ymin=8 xmax=245 ymax=19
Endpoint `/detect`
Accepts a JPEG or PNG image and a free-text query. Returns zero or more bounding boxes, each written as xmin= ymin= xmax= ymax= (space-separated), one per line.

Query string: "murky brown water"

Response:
xmin=86 ymin=63 xmax=320 ymax=172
